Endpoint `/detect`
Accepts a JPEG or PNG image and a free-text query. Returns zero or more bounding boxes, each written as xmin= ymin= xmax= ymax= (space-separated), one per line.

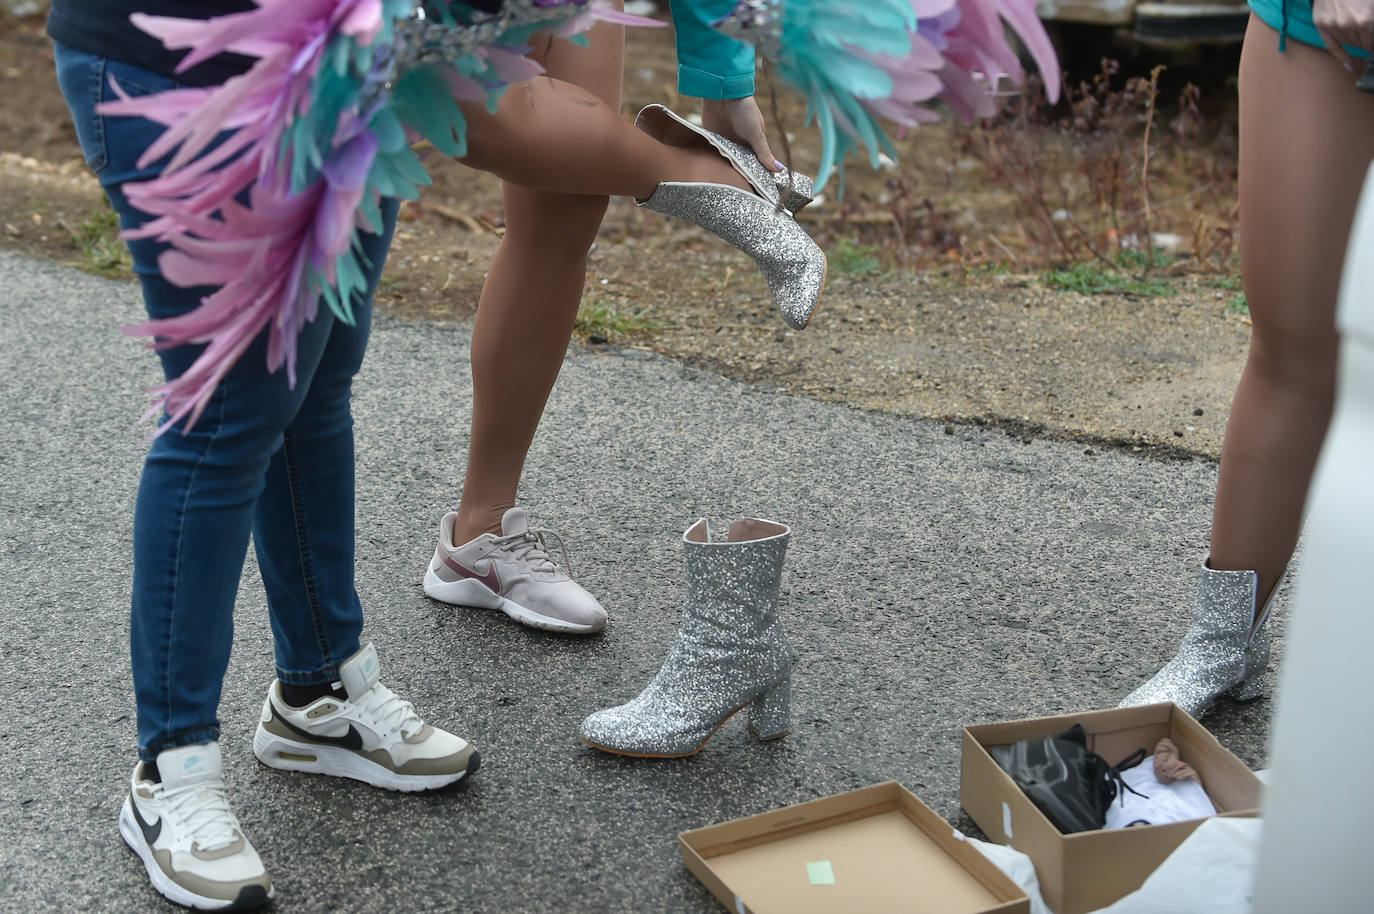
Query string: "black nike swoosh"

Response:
xmin=130 ymin=792 xmax=161 ymax=846
xmin=272 ymin=703 xmax=364 ymax=750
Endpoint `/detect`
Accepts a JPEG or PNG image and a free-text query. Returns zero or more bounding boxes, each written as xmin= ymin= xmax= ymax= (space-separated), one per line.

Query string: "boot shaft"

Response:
xmin=682 ymin=518 xmax=789 ymax=634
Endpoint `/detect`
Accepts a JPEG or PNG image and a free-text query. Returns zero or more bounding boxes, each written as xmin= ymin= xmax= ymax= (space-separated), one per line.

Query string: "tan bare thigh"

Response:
xmin=528 ymin=4 xmax=625 ymax=111
xmin=500 ymin=5 xmax=625 ymax=226
xmin=1239 ymin=15 xmax=1374 ymax=360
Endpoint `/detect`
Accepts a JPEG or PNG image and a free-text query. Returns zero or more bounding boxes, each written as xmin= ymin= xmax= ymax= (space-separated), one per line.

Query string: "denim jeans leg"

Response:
xmin=54 ymin=43 xmax=395 ymax=759
xmin=254 ymin=198 xmax=399 ymax=684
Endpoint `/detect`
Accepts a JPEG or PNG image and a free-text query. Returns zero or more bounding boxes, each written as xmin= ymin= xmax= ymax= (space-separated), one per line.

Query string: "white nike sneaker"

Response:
xmin=423 ymin=507 xmax=608 ymax=634
xmin=119 ymin=742 xmax=273 ymax=911
xmin=252 ymin=643 xmax=479 ymax=792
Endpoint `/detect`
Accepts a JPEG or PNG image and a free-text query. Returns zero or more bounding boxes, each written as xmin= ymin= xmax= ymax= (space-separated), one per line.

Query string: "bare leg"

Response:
xmin=458 ymin=76 xmax=750 ymax=198
xmin=1211 ymin=16 xmax=1374 ymax=606
xmin=452 ymin=18 xmax=625 ymax=544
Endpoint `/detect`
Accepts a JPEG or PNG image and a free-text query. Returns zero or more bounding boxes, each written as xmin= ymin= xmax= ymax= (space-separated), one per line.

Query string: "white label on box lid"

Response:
xmin=1002 ymin=801 xmax=1014 ymax=839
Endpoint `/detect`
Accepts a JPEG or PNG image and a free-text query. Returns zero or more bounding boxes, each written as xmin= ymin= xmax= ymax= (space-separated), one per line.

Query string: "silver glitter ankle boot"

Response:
xmin=636 ymin=104 xmax=815 ymax=214
xmin=634 ymin=105 xmax=826 ymax=331
xmin=1120 ymin=562 xmax=1286 ymax=718
xmin=580 ymin=518 xmax=793 ymax=757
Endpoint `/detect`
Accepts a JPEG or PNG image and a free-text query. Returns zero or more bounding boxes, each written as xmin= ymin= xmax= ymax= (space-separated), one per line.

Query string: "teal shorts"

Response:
xmin=1248 ymin=0 xmax=1371 ymax=59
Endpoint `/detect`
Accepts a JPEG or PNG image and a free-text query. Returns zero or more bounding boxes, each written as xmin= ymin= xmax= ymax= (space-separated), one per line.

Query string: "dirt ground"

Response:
xmin=0 ymin=13 xmax=1252 ymax=458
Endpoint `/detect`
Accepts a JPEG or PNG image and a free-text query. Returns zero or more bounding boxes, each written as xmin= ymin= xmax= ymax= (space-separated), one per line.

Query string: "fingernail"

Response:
xmin=1346 ymin=61 xmax=1355 ymax=72
xmin=774 ymin=159 xmax=786 ymax=172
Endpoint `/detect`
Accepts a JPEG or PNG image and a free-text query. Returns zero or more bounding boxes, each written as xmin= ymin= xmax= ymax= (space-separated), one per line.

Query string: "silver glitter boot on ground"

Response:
xmin=1120 ymin=562 xmax=1286 ymax=717
xmin=580 ymin=518 xmax=792 ymax=757
xmin=634 ymin=104 xmax=826 ymax=331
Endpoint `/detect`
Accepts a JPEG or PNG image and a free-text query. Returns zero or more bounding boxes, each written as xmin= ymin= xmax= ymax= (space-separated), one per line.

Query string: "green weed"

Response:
xmin=965 ymin=262 xmax=1011 ymax=278
xmin=1116 ymin=248 xmax=1174 ymax=271
xmin=1226 ymin=293 xmax=1249 ymax=317
xmin=67 ymin=202 xmax=131 ymax=277
xmin=829 ymin=237 xmax=883 ymax=276
xmin=1041 ymin=261 xmax=1176 ymax=297
xmin=574 ymin=301 xmax=659 ymax=342
xmin=1212 ymin=275 xmax=1242 ymax=291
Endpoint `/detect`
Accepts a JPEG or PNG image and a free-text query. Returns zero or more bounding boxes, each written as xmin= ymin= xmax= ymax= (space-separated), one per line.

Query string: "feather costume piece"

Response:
xmin=715 ymin=0 xmax=1060 ymax=190
xmin=101 ymin=0 xmax=660 ymax=432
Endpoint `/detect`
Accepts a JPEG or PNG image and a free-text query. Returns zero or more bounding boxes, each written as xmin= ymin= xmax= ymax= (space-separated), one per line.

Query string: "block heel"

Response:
xmin=1227 ymin=643 xmax=1271 ymax=703
xmin=747 ymin=678 xmax=792 ymax=740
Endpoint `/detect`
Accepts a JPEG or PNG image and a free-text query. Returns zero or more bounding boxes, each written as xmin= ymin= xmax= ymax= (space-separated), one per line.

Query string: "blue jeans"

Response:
xmin=54 ymin=43 xmax=399 ymax=761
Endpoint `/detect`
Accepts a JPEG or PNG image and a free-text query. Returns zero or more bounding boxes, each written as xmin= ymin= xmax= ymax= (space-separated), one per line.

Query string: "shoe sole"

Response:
xmin=252 ymin=724 xmax=479 ymax=792
xmin=423 ymin=569 xmax=605 ymax=635
xmin=119 ymin=800 xmax=274 ymax=911
xmin=580 ymin=701 xmax=789 ymax=759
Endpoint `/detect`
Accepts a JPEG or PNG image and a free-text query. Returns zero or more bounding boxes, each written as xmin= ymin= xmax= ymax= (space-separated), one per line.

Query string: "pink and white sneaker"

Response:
xmin=423 ymin=508 xmax=607 ymax=634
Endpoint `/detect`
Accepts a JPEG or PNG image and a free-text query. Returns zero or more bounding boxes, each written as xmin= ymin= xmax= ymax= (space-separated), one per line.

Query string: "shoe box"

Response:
xmin=960 ymin=702 xmax=1263 ymax=914
xmin=680 ymin=781 xmax=1030 ymax=914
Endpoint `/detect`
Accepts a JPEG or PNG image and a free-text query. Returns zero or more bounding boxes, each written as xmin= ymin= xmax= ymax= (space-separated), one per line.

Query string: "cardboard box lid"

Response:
xmin=681 ymin=781 xmax=1029 ymax=914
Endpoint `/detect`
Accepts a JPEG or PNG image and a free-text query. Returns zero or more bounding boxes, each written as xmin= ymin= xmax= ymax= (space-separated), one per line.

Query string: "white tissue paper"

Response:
xmin=1090 ymin=817 xmax=1261 ymax=914
xmin=964 ymin=835 xmax=1053 ymax=914
xmin=965 ymin=816 xmax=1261 ymax=914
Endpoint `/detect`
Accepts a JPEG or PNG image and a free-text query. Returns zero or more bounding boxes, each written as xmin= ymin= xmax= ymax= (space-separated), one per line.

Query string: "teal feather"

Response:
xmin=390 ymin=144 xmax=435 ymax=190
xmin=391 ymin=68 xmax=469 ymax=157
xmin=368 ymin=107 xmax=408 ymax=155
xmin=769 ymin=0 xmax=921 ymax=189
xmin=357 ymin=189 xmax=384 ymax=236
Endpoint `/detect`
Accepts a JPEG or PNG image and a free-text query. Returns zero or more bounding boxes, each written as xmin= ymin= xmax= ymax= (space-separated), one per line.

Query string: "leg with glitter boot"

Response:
xmin=1120 ymin=562 xmax=1286 ymax=718
xmin=580 ymin=519 xmax=792 ymax=757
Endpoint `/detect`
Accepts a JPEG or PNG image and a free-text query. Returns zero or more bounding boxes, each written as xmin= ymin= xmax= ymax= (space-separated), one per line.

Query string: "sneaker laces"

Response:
xmin=497 ymin=527 xmax=572 ymax=577
xmin=1104 ymin=747 xmax=1151 ymax=808
xmin=158 ymin=781 xmax=240 ymax=852
xmin=353 ymin=681 xmax=425 ymax=740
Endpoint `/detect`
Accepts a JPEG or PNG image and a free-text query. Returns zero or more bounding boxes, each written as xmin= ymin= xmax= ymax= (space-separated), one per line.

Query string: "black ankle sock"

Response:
xmin=281 ymin=680 xmax=344 ymax=708
xmin=142 ymin=759 xmax=161 ymax=784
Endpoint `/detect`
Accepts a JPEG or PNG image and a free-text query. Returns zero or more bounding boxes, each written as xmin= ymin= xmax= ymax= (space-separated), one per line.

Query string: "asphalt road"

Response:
xmin=0 ymin=251 xmax=1280 ymax=913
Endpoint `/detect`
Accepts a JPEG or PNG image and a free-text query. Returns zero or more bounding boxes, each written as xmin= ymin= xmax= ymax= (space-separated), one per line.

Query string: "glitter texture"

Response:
xmin=634 ymin=106 xmax=825 ymax=331
xmin=638 ymin=105 xmax=813 ymax=214
xmin=714 ymin=0 xmax=784 ymax=61
xmin=641 ymin=185 xmax=824 ymax=330
xmin=1120 ymin=564 xmax=1279 ymax=717
xmin=580 ymin=519 xmax=793 ymax=757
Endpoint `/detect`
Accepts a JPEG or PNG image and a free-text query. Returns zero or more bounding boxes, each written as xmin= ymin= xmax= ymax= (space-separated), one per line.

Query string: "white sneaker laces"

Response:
xmin=159 ymin=781 xmax=240 ymax=852
xmin=497 ymin=527 xmax=572 ymax=577
xmin=354 ymin=682 xmax=425 ymax=739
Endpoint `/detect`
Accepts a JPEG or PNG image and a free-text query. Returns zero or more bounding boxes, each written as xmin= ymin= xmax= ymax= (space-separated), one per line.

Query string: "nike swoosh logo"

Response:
xmin=272 ymin=704 xmax=364 ymax=751
xmin=130 ymin=792 xmax=161 ymax=846
xmin=443 ymin=555 xmax=501 ymax=594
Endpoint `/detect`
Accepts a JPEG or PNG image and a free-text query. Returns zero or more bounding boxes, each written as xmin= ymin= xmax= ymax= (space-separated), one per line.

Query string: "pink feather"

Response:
xmin=106 ymin=0 xmax=662 ymax=434
xmin=944 ymin=0 xmax=1061 ymax=103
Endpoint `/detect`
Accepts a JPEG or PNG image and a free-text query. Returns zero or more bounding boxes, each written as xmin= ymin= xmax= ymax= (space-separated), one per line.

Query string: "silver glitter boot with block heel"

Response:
xmin=580 ymin=518 xmax=793 ymax=757
xmin=634 ymin=105 xmax=826 ymax=331
xmin=1120 ymin=562 xmax=1286 ymax=718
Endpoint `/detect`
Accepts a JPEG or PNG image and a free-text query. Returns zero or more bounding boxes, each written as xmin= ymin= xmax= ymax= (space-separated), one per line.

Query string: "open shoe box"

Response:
xmin=961 ymin=702 xmax=1263 ymax=914
xmin=680 ymin=781 xmax=1030 ymax=914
